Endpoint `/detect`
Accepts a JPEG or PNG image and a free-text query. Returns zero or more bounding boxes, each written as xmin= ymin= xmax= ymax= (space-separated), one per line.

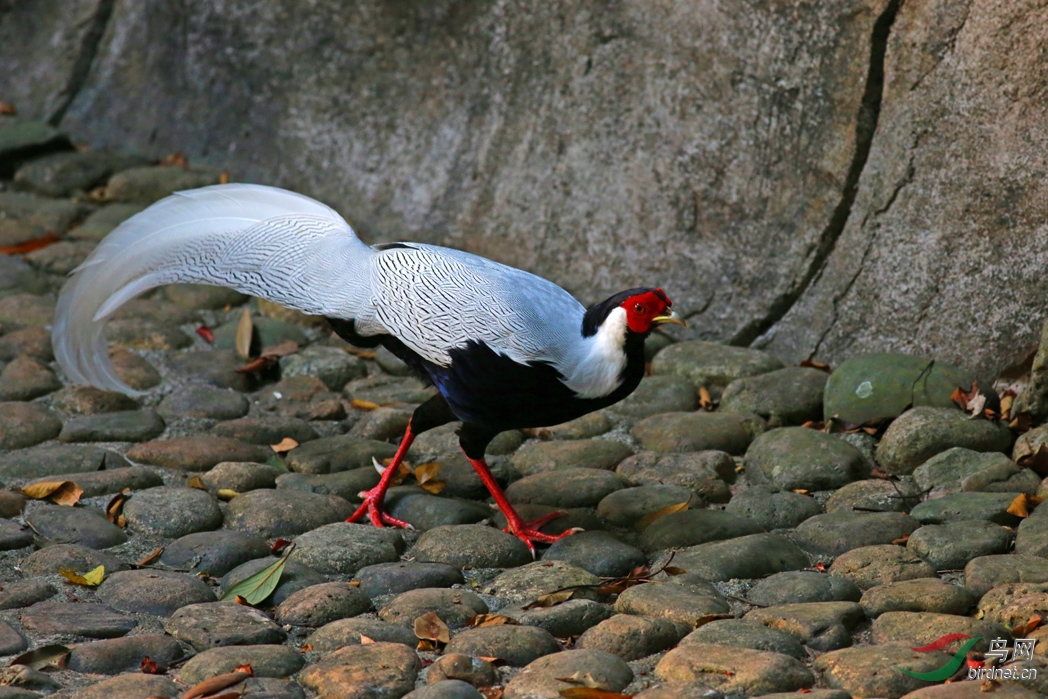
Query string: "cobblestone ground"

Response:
xmin=0 ymin=119 xmax=1046 ymax=699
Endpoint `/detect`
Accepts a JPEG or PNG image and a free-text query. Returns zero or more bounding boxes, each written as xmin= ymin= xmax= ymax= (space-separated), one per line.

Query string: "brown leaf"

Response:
xmin=106 ymin=491 xmax=129 ymax=525
xmin=186 ymin=475 xmax=206 ymax=490
xmin=137 ymin=547 xmax=164 ymax=566
xmin=140 ymin=656 xmax=161 ymax=674
xmin=0 ymin=101 xmax=16 ymax=115
xmin=1012 ymin=613 xmax=1043 ymax=637
xmin=299 ymin=643 xmax=313 ymax=652
xmin=559 ymin=689 xmax=634 ymax=699
xmin=270 ymin=437 xmax=299 ymax=453
xmin=179 ymin=670 xmax=252 ymax=699
xmin=359 ymin=634 xmax=375 ymax=644
xmin=233 ymin=595 xmax=250 ymax=605
xmin=414 ymin=611 xmax=451 ymax=644
xmin=59 ymin=565 xmax=104 ymax=587
xmin=11 ymin=644 xmax=70 ymax=670
xmin=523 ymin=589 xmax=577 ymax=609
xmin=698 ymin=386 xmax=713 ymax=411
xmin=1018 ymin=444 xmax=1048 ymax=477
xmin=349 ymin=580 xmax=361 ymax=586
xmin=662 ymin=566 xmax=687 ymax=576
xmin=235 ymin=355 xmax=278 ymax=374
xmin=351 ymin=398 xmax=381 ymax=411
xmin=800 ymin=359 xmax=831 ymax=373
xmin=160 ymin=152 xmax=188 ymax=169
xmin=892 ymin=535 xmax=911 ymax=545
xmin=22 ymin=480 xmax=83 ymax=506
xmin=414 ymin=461 xmax=447 ymax=495
xmin=0 ymin=231 xmax=61 ymax=256
xmin=470 ymin=614 xmax=520 ymax=628
xmin=694 ymin=613 xmax=733 ymax=627
xmin=195 ymin=326 xmax=214 ymax=343
xmin=235 ymin=308 xmax=254 ymax=359
xmin=792 ymin=489 xmax=811 ymax=496
xmin=271 ymin=538 xmax=293 ymax=556
xmin=478 ymin=687 xmax=504 ymax=699
xmin=638 ymin=500 xmax=690 ymax=529
xmin=556 ymin=672 xmax=614 ymax=689
xmin=951 ymin=386 xmax=970 ymax=410
xmin=219 ymin=171 xmax=230 ymax=185
xmin=417 ymin=638 xmax=438 ymax=652
xmin=1007 ymin=493 xmax=1043 ymax=518
xmin=261 ymin=340 xmax=300 ymax=358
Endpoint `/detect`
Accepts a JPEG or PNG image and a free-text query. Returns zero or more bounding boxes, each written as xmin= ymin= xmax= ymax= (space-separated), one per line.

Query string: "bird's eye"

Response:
xmin=634 ymin=303 xmax=644 ymax=313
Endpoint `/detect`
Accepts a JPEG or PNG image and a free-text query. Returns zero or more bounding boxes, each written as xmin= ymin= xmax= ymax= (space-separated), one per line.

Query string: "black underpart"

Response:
xmin=410 ymin=393 xmax=459 ymax=434
xmin=328 ymin=310 xmax=650 ymax=455
xmin=582 ymin=288 xmax=656 ymax=337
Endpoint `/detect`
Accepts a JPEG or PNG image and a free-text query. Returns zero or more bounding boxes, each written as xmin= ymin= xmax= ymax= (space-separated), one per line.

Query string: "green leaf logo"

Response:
xmin=896 ymin=635 xmax=982 ymax=682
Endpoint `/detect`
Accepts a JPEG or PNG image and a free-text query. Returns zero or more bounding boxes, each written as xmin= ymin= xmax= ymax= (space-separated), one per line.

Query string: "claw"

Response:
xmin=503 ymin=511 xmax=581 ymax=557
xmin=347 ymin=486 xmax=414 ymax=530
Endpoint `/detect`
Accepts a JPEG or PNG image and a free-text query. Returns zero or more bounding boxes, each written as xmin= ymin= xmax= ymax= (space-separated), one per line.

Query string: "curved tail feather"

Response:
xmin=53 ymin=183 xmax=375 ymax=395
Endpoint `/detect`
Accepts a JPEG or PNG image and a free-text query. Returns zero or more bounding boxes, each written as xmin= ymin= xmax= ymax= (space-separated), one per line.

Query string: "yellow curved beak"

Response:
xmin=653 ymin=309 xmax=686 ymax=327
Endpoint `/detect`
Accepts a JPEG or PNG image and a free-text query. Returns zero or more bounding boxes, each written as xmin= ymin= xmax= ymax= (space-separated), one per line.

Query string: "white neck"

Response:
xmin=561 ymin=307 xmax=630 ymax=399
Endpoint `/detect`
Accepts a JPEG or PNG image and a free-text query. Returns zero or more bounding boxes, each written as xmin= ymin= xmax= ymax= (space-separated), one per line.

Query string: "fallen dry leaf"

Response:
xmin=417 ymin=638 xmax=438 ymax=652
xmin=195 ymin=326 xmax=214 ymax=343
xmin=106 ymin=491 xmax=129 ymax=526
xmin=160 ymin=152 xmax=188 ymax=168
xmin=524 ymin=589 xmax=578 ymax=609
xmin=0 ymin=231 xmax=61 ymax=256
xmin=478 ymin=687 xmax=504 ymax=699
xmin=140 ymin=656 xmax=161 ymax=674
xmin=351 ymin=398 xmax=381 ymax=411
xmin=559 ymin=689 xmax=634 ymax=699
xmin=271 ymin=437 xmax=299 ymax=453
xmin=10 ymin=644 xmax=69 ymax=670
xmin=414 ymin=611 xmax=451 ymax=644
xmin=470 ymin=614 xmax=520 ymax=628
xmin=1007 ymin=493 xmax=1043 ymax=518
xmin=1012 ymin=612 xmax=1044 ymax=637
xmin=359 ymin=634 xmax=375 ymax=644
xmin=186 ymin=476 xmax=206 ymax=490
xmin=217 ymin=489 xmax=239 ymax=501
xmin=271 ymin=538 xmax=293 ymax=555
xmin=638 ymin=500 xmax=689 ymax=529
xmin=219 ymin=171 xmax=229 ymax=185
xmin=557 ymin=671 xmax=613 ymax=689
xmin=22 ymin=480 xmax=83 ymax=506
xmin=0 ymin=101 xmax=16 ymax=115
xmin=698 ymin=386 xmax=713 ymax=411
xmin=800 ymin=358 xmax=832 ymax=373
xmin=694 ymin=613 xmax=733 ymax=627
xmin=414 ymin=461 xmax=446 ymax=495
xmin=1018 ymin=444 xmax=1048 ymax=477
xmin=235 ymin=308 xmax=253 ymax=359
xmin=58 ymin=565 xmax=104 ymax=587
xmin=179 ymin=669 xmax=252 ymax=699
xmin=138 ymin=547 xmax=164 ymax=566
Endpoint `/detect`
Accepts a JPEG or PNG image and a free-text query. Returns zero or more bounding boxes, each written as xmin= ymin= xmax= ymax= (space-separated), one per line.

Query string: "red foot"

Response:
xmin=347 ymin=487 xmax=414 ymax=529
xmin=503 ymin=511 xmax=581 ymax=557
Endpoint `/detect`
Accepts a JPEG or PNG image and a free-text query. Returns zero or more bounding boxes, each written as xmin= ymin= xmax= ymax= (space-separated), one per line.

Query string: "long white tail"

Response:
xmin=53 ymin=184 xmax=375 ymax=395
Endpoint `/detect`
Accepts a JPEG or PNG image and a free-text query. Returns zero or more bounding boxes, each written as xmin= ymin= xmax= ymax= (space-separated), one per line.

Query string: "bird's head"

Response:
xmin=582 ymin=287 xmax=686 ymax=338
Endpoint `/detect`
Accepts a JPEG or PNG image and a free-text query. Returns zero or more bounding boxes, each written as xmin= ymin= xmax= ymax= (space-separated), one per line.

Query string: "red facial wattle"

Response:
xmin=622 ymin=288 xmax=673 ymax=333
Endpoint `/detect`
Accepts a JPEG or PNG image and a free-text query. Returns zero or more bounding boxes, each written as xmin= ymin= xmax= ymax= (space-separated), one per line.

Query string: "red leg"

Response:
xmin=347 ymin=424 xmax=416 ymax=529
xmin=464 ymin=454 xmax=580 ymax=557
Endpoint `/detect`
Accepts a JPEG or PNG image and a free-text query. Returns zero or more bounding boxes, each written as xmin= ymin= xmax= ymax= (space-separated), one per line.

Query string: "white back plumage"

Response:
xmin=54 ymin=183 xmax=623 ymax=400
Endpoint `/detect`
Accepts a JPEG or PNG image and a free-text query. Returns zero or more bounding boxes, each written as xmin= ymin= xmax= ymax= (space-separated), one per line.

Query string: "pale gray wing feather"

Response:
xmin=361 ymin=244 xmax=585 ymax=368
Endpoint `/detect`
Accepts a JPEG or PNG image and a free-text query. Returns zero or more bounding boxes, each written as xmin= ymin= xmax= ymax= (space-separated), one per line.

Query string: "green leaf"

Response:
xmin=220 ymin=547 xmax=292 ymax=605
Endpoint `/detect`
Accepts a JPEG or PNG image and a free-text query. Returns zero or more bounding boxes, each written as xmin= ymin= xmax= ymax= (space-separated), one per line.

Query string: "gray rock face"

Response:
xmin=34 ymin=0 xmax=886 ymax=347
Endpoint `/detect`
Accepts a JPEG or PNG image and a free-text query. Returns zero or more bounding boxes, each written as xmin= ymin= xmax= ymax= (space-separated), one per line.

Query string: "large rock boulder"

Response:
xmin=7 ymin=0 xmax=890 ymax=340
